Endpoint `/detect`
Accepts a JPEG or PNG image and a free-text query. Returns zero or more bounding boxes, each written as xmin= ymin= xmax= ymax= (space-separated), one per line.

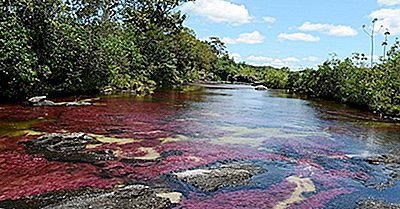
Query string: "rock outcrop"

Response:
xmin=21 ymin=133 xmax=115 ymax=163
xmin=171 ymin=163 xmax=264 ymax=192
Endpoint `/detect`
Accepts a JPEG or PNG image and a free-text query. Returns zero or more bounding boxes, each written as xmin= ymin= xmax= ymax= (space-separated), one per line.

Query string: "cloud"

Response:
xmin=299 ymin=22 xmax=358 ymax=37
xmin=182 ymin=0 xmax=251 ymax=25
xmin=377 ymin=0 xmax=400 ymax=6
xmin=302 ymin=56 xmax=320 ymax=62
xmin=278 ymin=33 xmax=320 ymax=42
xmin=246 ymin=56 xmax=303 ymax=68
xmin=229 ymin=53 xmax=241 ymax=62
xmin=282 ymin=57 xmax=300 ymax=62
xmin=370 ymin=8 xmax=400 ymax=35
xmin=222 ymin=31 xmax=265 ymax=44
xmin=263 ymin=16 xmax=276 ymax=24
xmin=247 ymin=55 xmax=274 ymax=62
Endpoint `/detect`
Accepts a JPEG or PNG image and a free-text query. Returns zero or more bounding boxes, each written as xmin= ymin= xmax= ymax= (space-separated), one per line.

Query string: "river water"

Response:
xmin=0 ymin=84 xmax=399 ymax=208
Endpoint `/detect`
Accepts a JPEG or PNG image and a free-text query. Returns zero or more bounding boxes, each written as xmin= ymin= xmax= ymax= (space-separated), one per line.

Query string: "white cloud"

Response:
xmin=378 ymin=0 xmax=400 ymax=6
xmin=370 ymin=8 xmax=400 ymax=35
xmin=278 ymin=33 xmax=320 ymax=42
xmin=181 ymin=0 xmax=251 ymax=25
xmin=303 ymin=56 xmax=320 ymax=62
xmin=247 ymin=55 xmax=274 ymax=62
xmin=229 ymin=53 xmax=241 ymax=62
xmin=222 ymin=31 xmax=265 ymax=44
xmin=282 ymin=57 xmax=300 ymax=62
xmin=299 ymin=22 xmax=358 ymax=37
xmin=263 ymin=16 xmax=276 ymax=24
xmin=246 ymin=56 xmax=303 ymax=68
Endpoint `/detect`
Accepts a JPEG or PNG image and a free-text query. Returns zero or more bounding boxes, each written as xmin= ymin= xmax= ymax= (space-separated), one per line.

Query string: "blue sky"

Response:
xmin=181 ymin=0 xmax=400 ymax=69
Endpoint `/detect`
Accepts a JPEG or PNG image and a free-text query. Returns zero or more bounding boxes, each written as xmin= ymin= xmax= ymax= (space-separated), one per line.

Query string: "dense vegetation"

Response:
xmin=243 ymin=40 xmax=400 ymax=118
xmin=286 ymin=41 xmax=400 ymax=118
xmin=1 ymin=0 xmax=233 ymax=99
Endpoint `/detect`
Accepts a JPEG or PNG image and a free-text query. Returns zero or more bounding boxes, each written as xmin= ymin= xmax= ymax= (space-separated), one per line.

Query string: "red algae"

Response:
xmin=176 ymin=179 xmax=297 ymax=209
xmin=0 ymin=152 xmax=121 ymax=201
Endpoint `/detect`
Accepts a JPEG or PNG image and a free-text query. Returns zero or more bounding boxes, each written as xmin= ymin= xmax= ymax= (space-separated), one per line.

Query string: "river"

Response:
xmin=0 ymin=84 xmax=399 ymax=208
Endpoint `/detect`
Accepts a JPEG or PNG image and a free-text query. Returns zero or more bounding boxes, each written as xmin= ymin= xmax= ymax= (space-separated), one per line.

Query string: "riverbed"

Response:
xmin=0 ymin=84 xmax=399 ymax=208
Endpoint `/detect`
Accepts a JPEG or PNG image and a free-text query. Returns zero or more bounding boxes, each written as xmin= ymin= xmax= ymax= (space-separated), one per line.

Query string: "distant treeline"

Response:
xmin=250 ymin=41 xmax=400 ymax=118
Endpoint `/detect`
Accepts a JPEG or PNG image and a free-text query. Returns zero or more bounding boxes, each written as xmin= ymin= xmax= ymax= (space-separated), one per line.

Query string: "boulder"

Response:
xmin=171 ymin=163 xmax=264 ymax=192
xmin=254 ymin=85 xmax=268 ymax=91
xmin=367 ymin=154 xmax=400 ymax=165
xmin=28 ymin=96 xmax=57 ymax=106
xmin=28 ymin=96 xmax=47 ymax=103
xmin=43 ymin=185 xmax=173 ymax=209
xmin=21 ymin=133 xmax=115 ymax=163
xmin=357 ymin=199 xmax=400 ymax=209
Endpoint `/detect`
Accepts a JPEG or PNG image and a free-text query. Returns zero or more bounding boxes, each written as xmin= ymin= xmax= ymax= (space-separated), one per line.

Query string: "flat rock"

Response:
xmin=21 ymin=133 xmax=115 ymax=163
xmin=254 ymin=85 xmax=268 ymax=91
xmin=28 ymin=96 xmax=48 ymax=103
xmin=171 ymin=163 xmax=264 ymax=192
xmin=367 ymin=154 xmax=400 ymax=165
xmin=357 ymin=199 xmax=400 ymax=209
xmin=43 ymin=185 xmax=172 ymax=209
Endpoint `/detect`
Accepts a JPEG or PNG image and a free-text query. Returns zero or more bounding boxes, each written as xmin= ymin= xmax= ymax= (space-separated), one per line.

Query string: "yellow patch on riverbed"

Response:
xmin=86 ymin=134 xmax=142 ymax=148
xmin=274 ymin=176 xmax=316 ymax=209
xmin=112 ymin=147 xmax=160 ymax=161
xmin=134 ymin=147 xmax=161 ymax=160
xmin=0 ymin=118 xmax=49 ymax=137
xmin=213 ymin=126 xmax=333 ymax=147
xmin=187 ymin=156 xmax=202 ymax=162
xmin=55 ymin=97 xmax=102 ymax=106
xmin=156 ymin=192 xmax=182 ymax=203
xmin=160 ymin=134 xmax=189 ymax=144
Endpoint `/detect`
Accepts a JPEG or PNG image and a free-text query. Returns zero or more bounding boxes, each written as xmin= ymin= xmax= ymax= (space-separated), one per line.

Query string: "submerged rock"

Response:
xmin=357 ymin=199 xmax=400 ymax=209
xmin=28 ymin=185 xmax=173 ymax=209
xmin=21 ymin=133 xmax=115 ymax=163
xmin=367 ymin=154 xmax=400 ymax=165
xmin=171 ymin=163 xmax=265 ymax=192
xmin=364 ymin=154 xmax=400 ymax=190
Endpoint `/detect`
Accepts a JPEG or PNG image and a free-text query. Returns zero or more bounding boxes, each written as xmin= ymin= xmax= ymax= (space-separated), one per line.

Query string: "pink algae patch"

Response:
xmin=0 ymin=152 xmax=121 ymax=201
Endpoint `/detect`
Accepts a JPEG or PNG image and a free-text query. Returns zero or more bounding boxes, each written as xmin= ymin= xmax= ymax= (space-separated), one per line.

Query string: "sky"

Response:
xmin=180 ymin=0 xmax=400 ymax=69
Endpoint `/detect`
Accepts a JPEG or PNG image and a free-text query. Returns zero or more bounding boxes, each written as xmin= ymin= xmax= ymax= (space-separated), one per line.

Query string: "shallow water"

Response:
xmin=0 ymin=84 xmax=400 ymax=208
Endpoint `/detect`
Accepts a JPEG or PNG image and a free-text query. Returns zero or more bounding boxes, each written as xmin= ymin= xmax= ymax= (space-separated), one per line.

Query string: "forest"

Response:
xmin=1 ymin=0 xmax=400 ymax=118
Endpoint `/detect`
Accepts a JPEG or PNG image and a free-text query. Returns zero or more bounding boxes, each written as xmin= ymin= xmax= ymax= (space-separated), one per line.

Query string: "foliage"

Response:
xmin=286 ymin=41 xmax=400 ymax=118
xmin=0 ymin=0 xmax=216 ymax=100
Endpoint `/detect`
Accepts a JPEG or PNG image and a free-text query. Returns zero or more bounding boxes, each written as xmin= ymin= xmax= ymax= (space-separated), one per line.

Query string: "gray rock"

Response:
xmin=364 ymin=154 xmax=400 ymax=190
xmin=254 ymin=85 xmax=268 ymax=91
xmin=367 ymin=154 xmax=400 ymax=165
xmin=21 ymin=133 xmax=115 ymax=163
xmin=357 ymin=199 xmax=400 ymax=209
xmin=28 ymin=96 xmax=47 ymax=103
xmin=171 ymin=163 xmax=265 ymax=192
xmin=43 ymin=185 xmax=172 ymax=209
xmin=28 ymin=96 xmax=58 ymax=106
